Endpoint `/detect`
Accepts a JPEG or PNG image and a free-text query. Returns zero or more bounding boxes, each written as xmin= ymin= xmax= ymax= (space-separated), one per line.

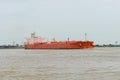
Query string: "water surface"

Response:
xmin=0 ymin=47 xmax=120 ymax=80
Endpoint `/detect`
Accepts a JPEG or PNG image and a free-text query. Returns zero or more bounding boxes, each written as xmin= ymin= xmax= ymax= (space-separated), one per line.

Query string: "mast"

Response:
xmin=85 ymin=33 xmax=87 ymax=41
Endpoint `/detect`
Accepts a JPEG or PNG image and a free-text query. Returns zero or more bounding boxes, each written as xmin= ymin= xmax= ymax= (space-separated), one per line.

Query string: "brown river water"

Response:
xmin=0 ymin=47 xmax=120 ymax=80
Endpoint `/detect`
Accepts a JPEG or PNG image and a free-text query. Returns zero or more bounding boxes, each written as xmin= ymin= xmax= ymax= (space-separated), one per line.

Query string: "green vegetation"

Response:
xmin=0 ymin=44 xmax=23 ymax=49
xmin=94 ymin=44 xmax=120 ymax=47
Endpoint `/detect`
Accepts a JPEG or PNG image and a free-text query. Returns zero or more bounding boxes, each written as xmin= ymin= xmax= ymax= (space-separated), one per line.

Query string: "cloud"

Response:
xmin=0 ymin=0 xmax=120 ymax=44
xmin=0 ymin=0 xmax=31 ymax=15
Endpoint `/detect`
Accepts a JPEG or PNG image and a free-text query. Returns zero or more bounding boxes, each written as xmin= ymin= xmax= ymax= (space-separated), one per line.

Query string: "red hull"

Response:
xmin=24 ymin=41 xmax=93 ymax=49
xmin=24 ymin=33 xmax=94 ymax=49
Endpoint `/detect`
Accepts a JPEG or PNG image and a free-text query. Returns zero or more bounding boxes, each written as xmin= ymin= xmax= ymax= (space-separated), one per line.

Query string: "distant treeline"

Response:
xmin=0 ymin=44 xmax=23 ymax=49
xmin=94 ymin=44 xmax=120 ymax=47
xmin=0 ymin=44 xmax=120 ymax=49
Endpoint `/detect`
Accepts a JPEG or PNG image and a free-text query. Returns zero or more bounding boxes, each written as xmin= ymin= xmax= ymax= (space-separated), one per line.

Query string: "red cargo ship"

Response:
xmin=24 ymin=33 xmax=94 ymax=49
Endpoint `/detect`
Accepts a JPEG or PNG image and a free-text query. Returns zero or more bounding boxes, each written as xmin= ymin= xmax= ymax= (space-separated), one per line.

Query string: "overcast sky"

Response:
xmin=0 ymin=0 xmax=120 ymax=45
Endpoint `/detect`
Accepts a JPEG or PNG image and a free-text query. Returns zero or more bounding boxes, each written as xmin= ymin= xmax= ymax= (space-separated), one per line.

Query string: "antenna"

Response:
xmin=67 ymin=37 xmax=69 ymax=41
xmin=85 ymin=33 xmax=87 ymax=41
xmin=67 ymin=34 xmax=70 ymax=41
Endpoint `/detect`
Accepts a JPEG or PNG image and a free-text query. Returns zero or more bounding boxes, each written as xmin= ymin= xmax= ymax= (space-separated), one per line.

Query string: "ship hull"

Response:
xmin=24 ymin=41 xmax=93 ymax=49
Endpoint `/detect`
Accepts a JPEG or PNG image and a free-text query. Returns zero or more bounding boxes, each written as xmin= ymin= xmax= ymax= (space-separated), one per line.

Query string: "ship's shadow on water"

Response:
xmin=0 ymin=47 xmax=120 ymax=80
